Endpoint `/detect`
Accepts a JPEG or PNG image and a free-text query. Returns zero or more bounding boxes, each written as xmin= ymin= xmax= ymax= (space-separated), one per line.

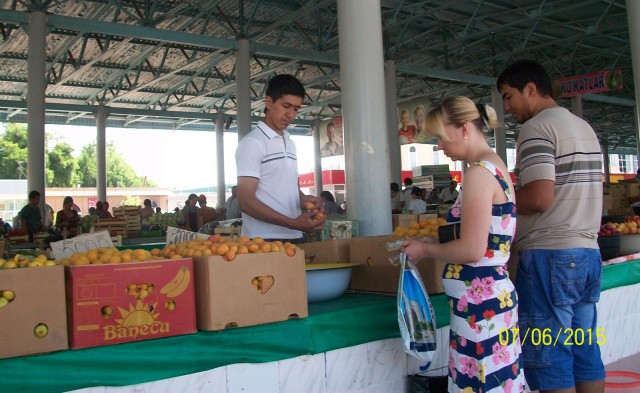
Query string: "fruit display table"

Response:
xmin=1 ymin=260 xmax=639 ymax=393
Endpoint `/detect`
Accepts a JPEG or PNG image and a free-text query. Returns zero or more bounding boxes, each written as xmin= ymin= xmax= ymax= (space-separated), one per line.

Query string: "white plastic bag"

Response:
xmin=397 ymin=252 xmax=437 ymax=371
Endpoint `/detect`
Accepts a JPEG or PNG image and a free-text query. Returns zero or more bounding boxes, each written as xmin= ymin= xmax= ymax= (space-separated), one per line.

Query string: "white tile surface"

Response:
xmin=66 ymin=387 xmax=107 ymax=393
xmin=279 ymin=354 xmax=327 ymax=393
xmin=191 ymin=366 xmax=228 ymax=393
xmin=367 ymin=338 xmax=407 ymax=386
xmin=326 ymin=344 xmax=369 ymax=393
xmin=227 ymin=362 xmax=279 ymax=393
xmin=369 ymin=378 xmax=408 ymax=393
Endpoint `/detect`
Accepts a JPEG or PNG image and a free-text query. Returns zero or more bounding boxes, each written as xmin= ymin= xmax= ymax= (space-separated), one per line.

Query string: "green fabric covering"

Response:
xmin=0 ymin=260 xmax=638 ymax=393
xmin=601 ymin=259 xmax=640 ymax=291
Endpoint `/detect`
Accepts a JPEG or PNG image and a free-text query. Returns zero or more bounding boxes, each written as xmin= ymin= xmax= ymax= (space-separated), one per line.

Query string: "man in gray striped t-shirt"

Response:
xmin=498 ymin=60 xmax=605 ymax=393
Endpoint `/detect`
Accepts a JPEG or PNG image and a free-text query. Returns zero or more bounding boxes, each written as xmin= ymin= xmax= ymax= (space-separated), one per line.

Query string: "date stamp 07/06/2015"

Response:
xmin=498 ymin=327 xmax=606 ymax=347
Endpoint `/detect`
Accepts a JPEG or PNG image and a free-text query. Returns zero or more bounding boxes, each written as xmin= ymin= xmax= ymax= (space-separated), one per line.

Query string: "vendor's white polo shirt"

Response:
xmin=235 ymin=121 xmax=302 ymax=239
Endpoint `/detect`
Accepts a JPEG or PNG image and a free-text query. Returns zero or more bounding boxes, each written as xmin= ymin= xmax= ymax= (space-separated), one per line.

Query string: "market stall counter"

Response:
xmin=0 ymin=260 xmax=639 ymax=393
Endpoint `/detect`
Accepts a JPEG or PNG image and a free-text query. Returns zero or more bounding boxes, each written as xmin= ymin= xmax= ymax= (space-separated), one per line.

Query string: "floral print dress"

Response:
xmin=443 ymin=161 xmax=524 ymax=393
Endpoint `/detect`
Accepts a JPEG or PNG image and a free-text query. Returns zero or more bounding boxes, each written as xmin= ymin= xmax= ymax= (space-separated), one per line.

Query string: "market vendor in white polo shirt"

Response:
xmin=235 ymin=74 xmax=325 ymax=243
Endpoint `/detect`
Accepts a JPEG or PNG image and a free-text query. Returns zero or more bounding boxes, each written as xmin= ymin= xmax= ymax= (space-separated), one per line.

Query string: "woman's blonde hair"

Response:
xmin=424 ymin=96 xmax=500 ymax=141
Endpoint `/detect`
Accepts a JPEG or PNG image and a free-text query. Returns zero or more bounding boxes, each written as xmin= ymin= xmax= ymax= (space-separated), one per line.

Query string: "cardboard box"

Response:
xmin=0 ymin=265 xmax=68 ymax=359
xmin=348 ymin=235 xmax=445 ymax=294
xmin=299 ymin=239 xmax=351 ymax=263
xmin=392 ymin=214 xmax=418 ymax=228
xmin=65 ymin=258 xmax=196 ymax=349
xmin=419 ymin=213 xmax=439 ymax=222
xmin=321 ymin=219 xmax=358 ymax=240
xmin=193 ymin=252 xmax=308 ymax=331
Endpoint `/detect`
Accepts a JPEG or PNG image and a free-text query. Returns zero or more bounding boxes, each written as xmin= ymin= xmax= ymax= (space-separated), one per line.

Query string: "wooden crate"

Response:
xmin=93 ymin=219 xmax=127 ymax=237
xmin=214 ymin=227 xmax=241 ymax=238
xmin=8 ymin=235 xmax=29 ymax=243
xmin=111 ymin=235 xmax=123 ymax=247
xmin=113 ymin=206 xmax=141 ymax=218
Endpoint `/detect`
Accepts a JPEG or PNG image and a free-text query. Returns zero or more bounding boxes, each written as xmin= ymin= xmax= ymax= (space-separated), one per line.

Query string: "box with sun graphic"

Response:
xmin=65 ymin=258 xmax=196 ymax=349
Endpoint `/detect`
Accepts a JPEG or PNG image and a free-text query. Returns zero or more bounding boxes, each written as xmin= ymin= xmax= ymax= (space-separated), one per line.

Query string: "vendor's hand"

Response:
xmin=294 ymin=210 xmax=326 ymax=233
xmin=401 ymin=238 xmax=432 ymax=263
xmin=302 ymin=195 xmax=324 ymax=212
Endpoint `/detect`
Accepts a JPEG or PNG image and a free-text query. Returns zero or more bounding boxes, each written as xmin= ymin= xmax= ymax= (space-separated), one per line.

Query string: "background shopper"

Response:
xmin=498 ymin=59 xmax=604 ymax=393
xmin=402 ymin=96 xmax=524 ymax=392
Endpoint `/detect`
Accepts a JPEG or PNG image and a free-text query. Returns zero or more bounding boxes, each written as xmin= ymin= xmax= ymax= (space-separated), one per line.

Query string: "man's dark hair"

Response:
xmin=390 ymin=182 xmax=400 ymax=192
xmin=28 ymin=190 xmax=40 ymax=200
xmin=404 ymin=177 xmax=413 ymax=186
xmin=320 ymin=190 xmax=336 ymax=203
xmin=496 ymin=59 xmax=552 ymax=97
xmin=266 ymin=74 xmax=305 ymax=102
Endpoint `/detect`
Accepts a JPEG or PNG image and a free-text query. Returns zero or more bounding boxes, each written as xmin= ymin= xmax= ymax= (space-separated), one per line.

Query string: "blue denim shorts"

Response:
xmin=515 ymin=248 xmax=605 ymax=391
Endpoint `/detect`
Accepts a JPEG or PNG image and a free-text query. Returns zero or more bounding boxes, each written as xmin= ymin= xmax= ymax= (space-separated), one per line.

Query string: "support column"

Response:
xmin=491 ymin=86 xmax=508 ymax=166
xmin=385 ymin=60 xmax=402 ymax=185
xmin=96 ymin=106 xmax=107 ymax=202
xmin=313 ymin=120 xmax=323 ymax=196
xmin=236 ymin=38 xmax=252 ymax=139
xmin=571 ymin=95 xmax=583 ymax=118
xmin=602 ymin=142 xmax=611 ymax=186
xmin=338 ymin=0 xmax=391 ymax=236
xmin=216 ymin=111 xmax=226 ymax=210
xmin=626 ymin=0 xmax=640 ymax=156
xmin=26 ymin=10 xmax=47 ymax=224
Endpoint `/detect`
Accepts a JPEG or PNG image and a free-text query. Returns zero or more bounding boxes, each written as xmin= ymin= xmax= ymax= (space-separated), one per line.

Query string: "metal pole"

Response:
xmin=236 ymin=38 xmax=252 ymax=139
xmin=386 ymin=60 xmax=402 ymax=185
xmin=491 ymin=86 xmax=508 ymax=166
xmin=26 ymin=10 xmax=47 ymax=226
xmin=96 ymin=106 xmax=107 ymax=202
xmin=216 ymin=111 xmax=226 ymax=209
xmin=313 ymin=120 xmax=323 ymax=196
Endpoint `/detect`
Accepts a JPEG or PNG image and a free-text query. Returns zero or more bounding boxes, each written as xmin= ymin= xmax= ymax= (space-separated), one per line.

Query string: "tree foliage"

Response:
xmin=48 ymin=142 xmax=78 ymax=187
xmin=75 ymin=142 xmax=155 ymax=187
xmin=0 ymin=124 xmax=28 ymax=179
xmin=0 ymin=123 xmax=154 ymax=187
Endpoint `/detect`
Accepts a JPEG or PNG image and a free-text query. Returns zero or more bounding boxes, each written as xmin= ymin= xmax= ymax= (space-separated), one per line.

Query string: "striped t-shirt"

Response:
xmin=514 ymin=107 xmax=602 ymax=251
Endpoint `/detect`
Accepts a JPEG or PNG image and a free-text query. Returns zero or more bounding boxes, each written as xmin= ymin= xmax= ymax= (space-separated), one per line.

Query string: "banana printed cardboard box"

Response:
xmin=193 ymin=252 xmax=307 ymax=331
xmin=0 ymin=264 xmax=68 ymax=359
xmin=348 ymin=235 xmax=446 ymax=295
xmin=65 ymin=258 xmax=196 ymax=349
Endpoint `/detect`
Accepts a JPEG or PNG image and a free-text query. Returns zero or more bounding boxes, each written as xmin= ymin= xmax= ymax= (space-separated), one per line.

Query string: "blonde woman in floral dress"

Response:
xmin=402 ymin=96 xmax=524 ymax=393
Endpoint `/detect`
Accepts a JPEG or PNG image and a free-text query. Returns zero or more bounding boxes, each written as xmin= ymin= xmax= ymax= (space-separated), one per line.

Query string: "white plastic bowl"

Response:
xmin=305 ymin=263 xmax=355 ymax=303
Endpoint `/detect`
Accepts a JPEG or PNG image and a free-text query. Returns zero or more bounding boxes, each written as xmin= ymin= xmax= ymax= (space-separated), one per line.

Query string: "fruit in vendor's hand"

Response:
xmin=304 ymin=201 xmax=315 ymax=210
xmin=33 ymin=323 xmax=48 ymax=338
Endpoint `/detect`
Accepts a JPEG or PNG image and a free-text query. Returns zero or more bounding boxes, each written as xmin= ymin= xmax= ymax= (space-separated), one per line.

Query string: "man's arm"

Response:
xmin=515 ymin=179 xmax=555 ymax=215
xmin=238 ymin=177 xmax=323 ymax=233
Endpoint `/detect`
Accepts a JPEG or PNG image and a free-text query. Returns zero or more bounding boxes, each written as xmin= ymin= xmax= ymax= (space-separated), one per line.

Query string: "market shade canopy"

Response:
xmin=0 ymin=0 xmax=635 ymax=152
